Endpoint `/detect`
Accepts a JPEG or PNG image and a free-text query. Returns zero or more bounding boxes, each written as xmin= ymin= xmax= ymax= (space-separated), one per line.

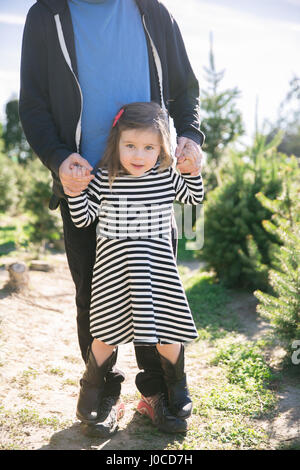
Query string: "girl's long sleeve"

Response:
xmin=66 ymin=170 xmax=103 ymax=228
xmin=170 ymin=167 xmax=204 ymax=204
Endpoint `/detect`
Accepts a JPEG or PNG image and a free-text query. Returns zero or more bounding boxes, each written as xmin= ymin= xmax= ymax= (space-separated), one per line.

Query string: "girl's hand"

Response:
xmin=71 ymin=163 xmax=89 ymax=179
xmin=175 ymin=137 xmax=203 ymax=176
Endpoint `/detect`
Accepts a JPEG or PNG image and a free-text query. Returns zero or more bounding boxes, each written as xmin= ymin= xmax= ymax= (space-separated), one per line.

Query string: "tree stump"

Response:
xmin=7 ymin=262 xmax=29 ymax=292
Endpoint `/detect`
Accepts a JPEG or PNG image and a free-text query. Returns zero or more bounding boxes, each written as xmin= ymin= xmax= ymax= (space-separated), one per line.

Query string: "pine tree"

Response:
xmin=200 ymin=32 xmax=244 ymax=190
xmin=254 ymin=169 xmax=300 ymax=353
xmin=266 ymin=75 xmax=300 ymax=158
xmin=2 ymin=98 xmax=34 ymax=163
xmin=199 ymin=131 xmax=293 ymax=289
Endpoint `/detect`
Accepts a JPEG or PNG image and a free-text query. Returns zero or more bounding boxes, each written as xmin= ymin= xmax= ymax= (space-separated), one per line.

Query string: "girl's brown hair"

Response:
xmin=99 ymin=101 xmax=173 ymax=188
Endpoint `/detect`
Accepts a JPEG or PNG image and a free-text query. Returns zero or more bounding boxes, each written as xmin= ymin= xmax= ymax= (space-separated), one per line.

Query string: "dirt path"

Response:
xmin=0 ymin=253 xmax=299 ymax=450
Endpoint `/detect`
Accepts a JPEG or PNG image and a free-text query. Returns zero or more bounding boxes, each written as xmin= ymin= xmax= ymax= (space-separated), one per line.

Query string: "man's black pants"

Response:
xmin=58 ymin=197 xmax=178 ymax=397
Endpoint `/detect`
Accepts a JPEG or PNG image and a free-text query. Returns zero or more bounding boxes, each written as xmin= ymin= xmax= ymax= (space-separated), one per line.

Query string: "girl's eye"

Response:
xmin=145 ymin=146 xmax=154 ymax=151
xmin=126 ymin=144 xmax=134 ymax=149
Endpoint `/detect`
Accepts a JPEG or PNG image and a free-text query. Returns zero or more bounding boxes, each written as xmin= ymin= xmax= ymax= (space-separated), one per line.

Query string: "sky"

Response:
xmin=0 ymin=0 xmax=299 ymax=142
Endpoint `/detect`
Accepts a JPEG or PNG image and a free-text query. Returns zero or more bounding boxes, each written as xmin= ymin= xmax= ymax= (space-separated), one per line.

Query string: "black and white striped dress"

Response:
xmin=67 ymin=162 xmax=204 ymax=346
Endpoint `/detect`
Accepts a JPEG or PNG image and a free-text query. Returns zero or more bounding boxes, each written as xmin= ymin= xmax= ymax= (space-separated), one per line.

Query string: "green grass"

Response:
xmin=0 ymin=214 xmax=32 ymax=257
xmin=276 ymin=440 xmax=300 ymax=450
xmin=177 ymin=235 xmax=198 ymax=262
xmin=185 ymin=271 xmax=239 ymax=340
xmin=45 ymin=366 xmax=65 ymax=377
xmin=212 ymin=340 xmax=275 ymax=389
xmin=0 ymin=405 xmax=72 ymax=450
xmin=0 ymin=225 xmax=16 ymax=255
xmin=202 ymin=339 xmax=277 ymax=418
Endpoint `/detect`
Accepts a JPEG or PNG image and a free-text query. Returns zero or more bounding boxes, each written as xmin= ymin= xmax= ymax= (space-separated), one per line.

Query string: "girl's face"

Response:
xmin=119 ymin=128 xmax=161 ymax=176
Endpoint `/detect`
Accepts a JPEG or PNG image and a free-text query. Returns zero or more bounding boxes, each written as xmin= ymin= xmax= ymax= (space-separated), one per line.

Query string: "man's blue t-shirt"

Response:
xmin=68 ymin=0 xmax=151 ymax=168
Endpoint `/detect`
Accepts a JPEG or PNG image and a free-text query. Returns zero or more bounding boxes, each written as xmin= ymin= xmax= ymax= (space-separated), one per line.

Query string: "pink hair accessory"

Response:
xmin=112 ymin=108 xmax=124 ymax=128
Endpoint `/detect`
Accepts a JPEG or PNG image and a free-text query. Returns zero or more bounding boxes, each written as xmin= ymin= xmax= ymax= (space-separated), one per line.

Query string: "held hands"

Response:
xmin=59 ymin=153 xmax=95 ymax=197
xmin=175 ymin=137 xmax=203 ymax=176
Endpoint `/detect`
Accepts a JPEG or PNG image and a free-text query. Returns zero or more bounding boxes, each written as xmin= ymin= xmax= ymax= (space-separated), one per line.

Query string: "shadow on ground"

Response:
xmin=38 ymin=411 xmax=186 ymax=451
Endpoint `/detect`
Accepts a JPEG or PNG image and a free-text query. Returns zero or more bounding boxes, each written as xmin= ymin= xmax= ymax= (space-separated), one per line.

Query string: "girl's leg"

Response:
xmin=92 ymin=338 xmax=115 ymax=366
xmin=156 ymin=343 xmax=181 ymax=364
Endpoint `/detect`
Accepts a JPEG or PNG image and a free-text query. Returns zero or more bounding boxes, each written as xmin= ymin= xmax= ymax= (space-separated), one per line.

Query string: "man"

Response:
xmin=19 ymin=0 xmax=205 ymax=436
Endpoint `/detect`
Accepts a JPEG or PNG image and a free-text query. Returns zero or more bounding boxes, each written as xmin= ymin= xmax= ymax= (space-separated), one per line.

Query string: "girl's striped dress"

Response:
xmin=67 ymin=162 xmax=204 ymax=346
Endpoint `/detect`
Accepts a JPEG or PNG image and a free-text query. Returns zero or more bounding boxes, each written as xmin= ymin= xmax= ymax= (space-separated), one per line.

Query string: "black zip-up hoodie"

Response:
xmin=19 ymin=0 xmax=205 ymax=206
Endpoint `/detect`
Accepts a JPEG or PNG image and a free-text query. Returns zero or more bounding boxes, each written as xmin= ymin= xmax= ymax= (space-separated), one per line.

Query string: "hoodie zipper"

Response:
xmin=54 ymin=14 xmax=83 ymax=154
xmin=142 ymin=14 xmax=166 ymax=113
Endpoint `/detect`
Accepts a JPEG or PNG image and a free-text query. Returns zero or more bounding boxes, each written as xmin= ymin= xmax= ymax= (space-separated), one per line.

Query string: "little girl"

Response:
xmin=67 ymin=102 xmax=204 ymax=435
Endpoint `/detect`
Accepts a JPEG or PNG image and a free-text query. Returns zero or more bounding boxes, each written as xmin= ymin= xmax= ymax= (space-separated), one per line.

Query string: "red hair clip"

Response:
xmin=112 ymin=108 xmax=124 ymax=128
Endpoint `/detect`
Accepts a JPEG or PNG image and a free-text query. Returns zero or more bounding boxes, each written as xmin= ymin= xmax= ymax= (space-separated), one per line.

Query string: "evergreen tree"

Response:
xmin=199 ymin=129 xmax=299 ymax=290
xmin=19 ymin=156 xmax=63 ymax=251
xmin=2 ymin=98 xmax=33 ymax=163
xmin=0 ymin=134 xmax=19 ymax=213
xmin=266 ymin=75 xmax=300 ymax=158
xmin=200 ymin=32 xmax=244 ymax=190
xmin=254 ymin=170 xmax=300 ymax=353
xmin=278 ymin=75 xmax=300 ymax=128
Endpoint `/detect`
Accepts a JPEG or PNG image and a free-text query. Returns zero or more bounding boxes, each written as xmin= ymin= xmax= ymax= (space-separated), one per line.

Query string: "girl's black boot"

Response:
xmin=135 ymin=345 xmax=187 ymax=433
xmin=76 ymin=346 xmax=124 ymax=428
xmin=158 ymin=344 xmax=193 ymax=419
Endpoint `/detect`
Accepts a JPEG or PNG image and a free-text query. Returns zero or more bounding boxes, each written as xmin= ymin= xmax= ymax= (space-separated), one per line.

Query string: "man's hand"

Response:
xmin=59 ymin=153 xmax=95 ymax=196
xmin=175 ymin=137 xmax=203 ymax=176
